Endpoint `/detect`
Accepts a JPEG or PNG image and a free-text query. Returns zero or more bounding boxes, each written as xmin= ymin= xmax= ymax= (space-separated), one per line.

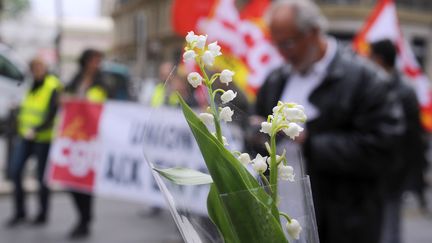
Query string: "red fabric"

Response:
xmin=49 ymin=101 xmax=103 ymax=192
xmin=171 ymin=0 xmax=217 ymax=35
xmin=239 ymin=0 xmax=269 ymax=20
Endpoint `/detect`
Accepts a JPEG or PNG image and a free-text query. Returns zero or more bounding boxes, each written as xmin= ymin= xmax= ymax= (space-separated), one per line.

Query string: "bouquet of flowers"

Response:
xmin=154 ymin=31 xmax=307 ymax=242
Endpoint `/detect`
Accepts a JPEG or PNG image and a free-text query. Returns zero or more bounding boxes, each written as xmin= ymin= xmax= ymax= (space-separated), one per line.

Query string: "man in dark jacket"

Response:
xmin=369 ymin=39 xmax=429 ymax=243
xmin=255 ymin=1 xmax=404 ymax=243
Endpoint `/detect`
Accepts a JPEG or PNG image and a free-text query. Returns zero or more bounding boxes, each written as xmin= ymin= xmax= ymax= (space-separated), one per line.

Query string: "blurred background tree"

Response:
xmin=0 ymin=0 xmax=29 ymax=19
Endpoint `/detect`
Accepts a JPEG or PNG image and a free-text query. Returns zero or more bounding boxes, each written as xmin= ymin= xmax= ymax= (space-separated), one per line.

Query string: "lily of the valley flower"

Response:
xmin=238 ymin=153 xmax=251 ymax=166
xmin=260 ymin=121 xmax=272 ymax=135
xmin=186 ymin=31 xmax=198 ymax=44
xmin=208 ymin=41 xmax=222 ymax=57
xmin=282 ymin=123 xmax=304 ymax=140
xmin=196 ymin=35 xmax=207 ymax=49
xmin=221 ymin=90 xmax=237 ymax=104
xmin=283 ymin=107 xmax=307 ymax=123
xmin=183 ymin=50 xmax=196 ymax=62
xmin=187 ymin=72 xmax=203 ymax=88
xmin=286 ymin=219 xmax=302 ymax=240
xmin=252 ymin=154 xmax=268 ymax=173
xmin=219 ymin=107 xmax=234 ymax=122
xmin=279 ymin=164 xmax=295 ymax=182
xmin=202 ymin=51 xmax=215 ymax=66
xmin=220 ymin=69 xmax=235 ymax=85
xmin=199 ymin=113 xmax=214 ymax=126
xmin=266 ymin=155 xmax=282 ymax=166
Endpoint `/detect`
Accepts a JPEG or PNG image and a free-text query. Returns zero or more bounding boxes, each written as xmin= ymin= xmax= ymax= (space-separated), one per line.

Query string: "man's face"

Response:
xmin=31 ymin=61 xmax=46 ymax=81
xmin=269 ymin=7 xmax=317 ymax=72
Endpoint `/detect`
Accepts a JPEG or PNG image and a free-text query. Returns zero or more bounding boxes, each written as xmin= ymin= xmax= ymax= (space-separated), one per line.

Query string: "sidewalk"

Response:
xmin=0 ymin=193 xmax=182 ymax=243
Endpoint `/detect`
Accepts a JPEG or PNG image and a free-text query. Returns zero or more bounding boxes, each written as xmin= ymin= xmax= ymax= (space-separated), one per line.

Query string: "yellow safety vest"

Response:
xmin=86 ymin=85 xmax=107 ymax=103
xmin=151 ymin=83 xmax=179 ymax=107
xmin=151 ymin=83 xmax=166 ymax=107
xmin=18 ymin=75 xmax=62 ymax=142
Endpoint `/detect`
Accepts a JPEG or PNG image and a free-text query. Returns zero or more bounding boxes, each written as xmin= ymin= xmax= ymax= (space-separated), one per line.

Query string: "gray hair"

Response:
xmin=265 ymin=0 xmax=328 ymax=33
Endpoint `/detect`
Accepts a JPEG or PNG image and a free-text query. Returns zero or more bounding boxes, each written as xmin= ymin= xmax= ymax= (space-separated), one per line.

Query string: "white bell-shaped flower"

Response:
xmin=282 ymin=123 xmax=304 ymax=140
xmin=283 ymin=107 xmax=307 ymax=123
xmin=196 ymin=35 xmax=207 ymax=49
xmin=238 ymin=153 xmax=251 ymax=166
xmin=286 ymin=219 xmax=302 ymax=240
xmin=208 ymin=41 xmax=222 ymax=57
xmin=199 ymin=113 xmax=214 ymax=126
xmin=260 ymin=122 xmax=272 ymax=135
xmin=252 ymin=154 xmax=268 ymax=173
xmin=187 ymin=72 xmax=203 ymax=88
xmin=202 ymin=51 xmax=215 ymax=66
xmin=220 ymin=69 xmax=234 ymax=85
xmin=183 ymin=50 xmax=196 ymax=62
xmin=221 ymin=90 xmax=237 ymax=104
xmin=278 ymin=164 xmax=295 ymax=182
xmin=185 ymin=31 xmax=198 ymax=44
xmin=219 ymin=107 xmax=234 ymax=122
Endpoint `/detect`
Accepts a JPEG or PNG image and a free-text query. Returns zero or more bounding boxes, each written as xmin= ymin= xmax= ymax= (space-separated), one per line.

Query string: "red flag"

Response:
xmin=48 ymin=101 xmax=104 ymax=192
xmin=171 ymin=0 xmax=282 ymax=100
xmin=353 ymin=0 xmax=432 ymax=131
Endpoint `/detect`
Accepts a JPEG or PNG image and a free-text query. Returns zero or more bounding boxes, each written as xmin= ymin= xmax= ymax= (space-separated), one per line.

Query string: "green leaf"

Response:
xmin=207 ymin=184 xmax=240 ymax=242
xmin=177 ymin=94 xmax=288 ymax=243
xmin=153 ymin=167 xmax=213 ymax=185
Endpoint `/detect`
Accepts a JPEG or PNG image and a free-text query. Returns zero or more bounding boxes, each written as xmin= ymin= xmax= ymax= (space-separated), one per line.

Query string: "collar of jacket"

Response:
xmin=276 ymin=46 xmax=345 ymax=100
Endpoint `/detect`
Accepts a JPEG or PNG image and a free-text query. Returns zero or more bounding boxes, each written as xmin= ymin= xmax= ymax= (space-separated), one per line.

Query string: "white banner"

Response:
xmin=48 ymin=100 xmax=244 ymax=215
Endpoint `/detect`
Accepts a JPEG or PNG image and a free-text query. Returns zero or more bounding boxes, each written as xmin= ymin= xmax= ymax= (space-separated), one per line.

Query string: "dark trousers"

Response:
xmin=9 ymin=138 xmax=51 ymax=218
xmin=380 ymin=197 xmax=402 ymax=243
xmin=311 ymin=176 xmax=384 ymax=243
xmin=70 ymin=191 xmax=93 ymax=227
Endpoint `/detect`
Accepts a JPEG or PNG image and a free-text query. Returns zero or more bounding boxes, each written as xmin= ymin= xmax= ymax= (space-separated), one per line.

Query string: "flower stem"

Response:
xmin=269 ymin=134 xmax=278 ymax=201
xmin=212 ymin=89 xmax=225 ymax=97
xmin=279 ymin=212 xmax=292 ymax=223
xmin=199 ymin=63 xmax=223 ymax=143
xmin=259 ymin=173 xmax=272 ymax=191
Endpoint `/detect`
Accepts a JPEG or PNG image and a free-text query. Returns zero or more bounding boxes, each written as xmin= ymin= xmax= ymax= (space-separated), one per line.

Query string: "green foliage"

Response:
xmin=1 ymin=0 xmax=30 ymax=18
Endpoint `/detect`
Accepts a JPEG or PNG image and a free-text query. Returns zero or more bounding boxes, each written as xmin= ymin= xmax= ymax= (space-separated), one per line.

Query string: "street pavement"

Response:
xmin=0 ymin=192 xmax=431 ymax=243
xmin=0 ymin=193 xmax=182 ymax=243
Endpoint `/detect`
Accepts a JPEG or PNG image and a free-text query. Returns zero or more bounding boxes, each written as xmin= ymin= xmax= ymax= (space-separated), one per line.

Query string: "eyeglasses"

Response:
xmin=272 ymin=34 xmax=305 ymax=51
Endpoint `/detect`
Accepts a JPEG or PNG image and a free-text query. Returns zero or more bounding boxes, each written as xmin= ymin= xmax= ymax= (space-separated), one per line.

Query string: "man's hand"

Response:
xmin=293 ymin=129 xmax=307 ymax=145
xmin=24 ymin=129 xmax=36 ymax=140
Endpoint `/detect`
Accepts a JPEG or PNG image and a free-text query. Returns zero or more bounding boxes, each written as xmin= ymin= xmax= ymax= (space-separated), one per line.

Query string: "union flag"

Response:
xmin=353 ymin=0 xmax=432 ymax=131
xmin=172 ymin=0 xmax=283 ymax=101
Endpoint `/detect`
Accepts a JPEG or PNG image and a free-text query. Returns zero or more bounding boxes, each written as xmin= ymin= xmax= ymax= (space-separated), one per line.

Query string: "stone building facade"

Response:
xmin=108 ymin=0 xmax=432 ymax=79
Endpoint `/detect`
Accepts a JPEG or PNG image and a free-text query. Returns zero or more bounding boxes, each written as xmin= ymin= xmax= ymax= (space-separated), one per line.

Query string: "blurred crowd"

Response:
xmin=0 ymin=0 xmax=431 ymax=243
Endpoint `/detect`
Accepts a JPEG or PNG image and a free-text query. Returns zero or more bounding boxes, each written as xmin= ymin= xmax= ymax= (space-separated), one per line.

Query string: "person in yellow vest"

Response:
xmin=64 ymin=49 xmax=107 ymax=239
xmin=151 ymin=61 xmax=198 ymax=108
xmin=6 ymin=57 xmax=62 ymax=227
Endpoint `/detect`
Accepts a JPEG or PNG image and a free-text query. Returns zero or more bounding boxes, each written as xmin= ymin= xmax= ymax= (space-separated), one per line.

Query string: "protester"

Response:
xmin=150 ymin=61 xmax=199 ymax=108
xmin=150 ymin=61 xmax=176 ymax=107
xmin=6 ymin=57 xmax=61 ymax=227
xmin=64 ymin=48 xmax=107 ymax=239
xmin=254 ymin=1 xmax=404 ymax=243
xmin=368 ymin=39 xmax=429 ymax=243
